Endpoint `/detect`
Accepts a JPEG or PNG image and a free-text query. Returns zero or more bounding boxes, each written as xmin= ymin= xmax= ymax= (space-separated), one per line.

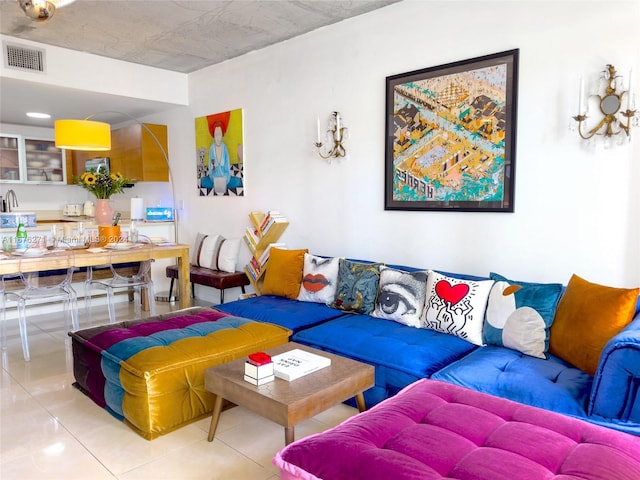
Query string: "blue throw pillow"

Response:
xmin=484 ymin=272 xmax=563 ymax=358
xmin=332 ymin=259 xmax=383 ymax=315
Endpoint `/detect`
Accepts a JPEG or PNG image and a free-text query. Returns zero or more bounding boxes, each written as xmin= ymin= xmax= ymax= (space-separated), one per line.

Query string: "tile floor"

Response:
xmin=0 ymin=299 xmax=358 ymax=479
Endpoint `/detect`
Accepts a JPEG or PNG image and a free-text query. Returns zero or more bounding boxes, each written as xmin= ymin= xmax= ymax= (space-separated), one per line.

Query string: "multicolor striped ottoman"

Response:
xmin=70 ymin=307 xmax=291 ymax=439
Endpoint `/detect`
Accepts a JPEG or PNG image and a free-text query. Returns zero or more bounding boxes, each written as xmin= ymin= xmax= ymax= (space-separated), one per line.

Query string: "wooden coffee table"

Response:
xmin=204 ymin=342 xmax=375 ymax=445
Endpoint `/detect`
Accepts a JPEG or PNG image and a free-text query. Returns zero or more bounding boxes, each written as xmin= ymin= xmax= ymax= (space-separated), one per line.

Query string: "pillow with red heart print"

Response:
xmin=421 ymin=271 xmax=494 ymax=346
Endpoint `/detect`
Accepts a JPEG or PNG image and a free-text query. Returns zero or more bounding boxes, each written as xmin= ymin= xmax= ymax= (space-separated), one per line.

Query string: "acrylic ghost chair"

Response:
xmin=1 ymin=243 xmax=79 ymax=361
xmin=84 ymin=237 xmax=155 ymax=324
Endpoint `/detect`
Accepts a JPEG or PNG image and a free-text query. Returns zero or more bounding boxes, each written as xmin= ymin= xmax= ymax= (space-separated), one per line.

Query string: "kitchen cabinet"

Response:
xmin=67 ymin=150 xmax=98 ymax=182
xmin=24 ymin=138 xmax=67 ymax=183
xmin=66 ymin=123 xmax=169 ymax=183
xmin=0 ymin=134 xmax=22 ymax=182
xmin=1 ymin=134 xmax=67 ymax=184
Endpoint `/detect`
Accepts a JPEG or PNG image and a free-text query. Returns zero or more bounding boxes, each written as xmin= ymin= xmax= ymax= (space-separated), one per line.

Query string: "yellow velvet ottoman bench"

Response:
xmin=69 ymin=307 xmax=291 ymax=439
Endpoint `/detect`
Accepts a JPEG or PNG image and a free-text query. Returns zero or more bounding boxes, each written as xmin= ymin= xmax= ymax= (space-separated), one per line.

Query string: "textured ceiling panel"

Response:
xmin=0 ymin=0 xmax=400 ymax=73
xmin=0 ymin=0 xmax=400 ymax=127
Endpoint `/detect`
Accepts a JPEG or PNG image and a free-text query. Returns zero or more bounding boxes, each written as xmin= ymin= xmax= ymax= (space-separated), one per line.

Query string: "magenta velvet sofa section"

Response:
xmin=274 ymin=379 xmax=640 ymax=480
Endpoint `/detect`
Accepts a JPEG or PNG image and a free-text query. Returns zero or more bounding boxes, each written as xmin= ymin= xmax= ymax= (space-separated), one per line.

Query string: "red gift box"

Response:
xmin=248 ymin=351 xmax=272 ymax=366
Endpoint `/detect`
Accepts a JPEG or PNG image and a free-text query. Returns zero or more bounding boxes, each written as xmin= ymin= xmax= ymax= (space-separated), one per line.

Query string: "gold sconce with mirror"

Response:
xmin=571 ymin=64 xmax=638 ymax=147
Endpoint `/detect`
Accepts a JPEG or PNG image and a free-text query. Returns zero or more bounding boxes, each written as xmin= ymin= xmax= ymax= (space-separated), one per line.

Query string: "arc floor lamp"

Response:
xmin=54 ymin=112 xmax=177 ymax=239
xmin=55 ymin=112 xmax=180 ymax=302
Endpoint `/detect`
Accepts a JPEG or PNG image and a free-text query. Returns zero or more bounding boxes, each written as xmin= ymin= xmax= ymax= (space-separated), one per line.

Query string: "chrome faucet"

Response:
xmin=5 ymin=190 xmax=18 ymax=212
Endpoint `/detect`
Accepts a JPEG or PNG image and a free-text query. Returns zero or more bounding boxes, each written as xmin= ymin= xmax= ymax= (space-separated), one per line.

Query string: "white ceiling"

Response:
xmin=0 ymin=0 xmax=399 ymax=128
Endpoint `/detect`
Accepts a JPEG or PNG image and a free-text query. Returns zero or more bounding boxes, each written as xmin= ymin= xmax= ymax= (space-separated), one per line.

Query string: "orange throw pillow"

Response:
xmin=261 ymin=248 xmax=308 ymax=299
xmin=549 ymin=274 xmax=639 ymax=375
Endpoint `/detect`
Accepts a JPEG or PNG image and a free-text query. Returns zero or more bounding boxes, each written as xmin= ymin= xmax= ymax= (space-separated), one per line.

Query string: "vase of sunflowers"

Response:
xmin=73 ymin=169 xmax=131 ymax=225
xmin=93 ymin=199 xmax=113 ymax=225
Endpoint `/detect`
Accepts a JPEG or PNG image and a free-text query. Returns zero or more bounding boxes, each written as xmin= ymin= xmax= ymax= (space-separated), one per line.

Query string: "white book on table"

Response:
xmin=272 ymin=349 xmax=331 ymax=381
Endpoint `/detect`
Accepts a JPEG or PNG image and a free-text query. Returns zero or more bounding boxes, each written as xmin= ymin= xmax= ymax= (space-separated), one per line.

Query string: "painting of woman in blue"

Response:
xmin=196 ymin=109 xmax=244 ymax=196
xmin=209 ymin=121 xmax=231 ymax=194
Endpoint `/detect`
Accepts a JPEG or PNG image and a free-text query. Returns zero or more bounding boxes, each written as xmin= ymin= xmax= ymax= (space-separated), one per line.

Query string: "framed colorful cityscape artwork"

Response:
xmin=385 ymin=49 xmax=519 ymax=212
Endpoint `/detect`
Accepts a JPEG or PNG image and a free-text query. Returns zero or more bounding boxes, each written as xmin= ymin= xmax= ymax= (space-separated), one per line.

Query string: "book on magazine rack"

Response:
xmin=271 ymin=349 xmax=331 ymax=381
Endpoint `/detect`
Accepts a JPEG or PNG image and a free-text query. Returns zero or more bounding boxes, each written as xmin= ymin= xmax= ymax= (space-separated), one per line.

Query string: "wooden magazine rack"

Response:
xmin=243 ymin=211 xmax=288 ymax=295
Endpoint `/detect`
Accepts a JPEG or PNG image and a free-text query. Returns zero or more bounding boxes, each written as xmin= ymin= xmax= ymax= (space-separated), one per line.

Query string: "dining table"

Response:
xmin=0 ymin=242 xmax=192 ymax=310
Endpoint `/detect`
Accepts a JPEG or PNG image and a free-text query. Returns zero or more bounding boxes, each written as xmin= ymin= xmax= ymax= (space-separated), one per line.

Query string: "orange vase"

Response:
xmin=97 ymin=225 xmax=121 ymax=246
xmin=94 ymin=199 xmax=113 ymax=225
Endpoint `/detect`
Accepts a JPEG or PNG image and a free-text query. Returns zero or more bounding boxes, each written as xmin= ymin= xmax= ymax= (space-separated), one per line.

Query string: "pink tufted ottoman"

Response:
xmin=274 ymin=379 xmax=640 ymax=480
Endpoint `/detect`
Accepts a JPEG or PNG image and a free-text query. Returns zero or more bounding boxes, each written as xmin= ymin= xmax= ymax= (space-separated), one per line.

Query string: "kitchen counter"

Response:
xmin=0 ymin=210 xmax=174 ymax=233
xmin=0 ymin=222 xmax=174 ymax=233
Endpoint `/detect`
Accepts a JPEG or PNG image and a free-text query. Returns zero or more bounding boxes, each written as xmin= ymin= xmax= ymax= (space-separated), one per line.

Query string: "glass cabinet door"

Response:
xmin=0 ymin=134 xmax=23 ymax=183
xmin=24 ymin=138 xmax=66 ymax=184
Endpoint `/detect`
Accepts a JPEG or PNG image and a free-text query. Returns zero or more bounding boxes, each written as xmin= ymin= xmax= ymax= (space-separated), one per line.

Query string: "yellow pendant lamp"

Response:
xmin=54 ymin=119 xmax=111 ymax=151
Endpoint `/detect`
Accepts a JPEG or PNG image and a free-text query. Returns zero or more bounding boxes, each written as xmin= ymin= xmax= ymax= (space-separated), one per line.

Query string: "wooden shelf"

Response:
xmin=244 ymin=210 xmax=288 ymax=295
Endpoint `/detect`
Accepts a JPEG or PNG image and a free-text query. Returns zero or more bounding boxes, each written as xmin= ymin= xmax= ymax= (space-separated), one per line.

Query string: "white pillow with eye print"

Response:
xmin=297 ymin=254 xmax=341 ymax=304
xmin=372 ymin=267 xmax=429 ymax=328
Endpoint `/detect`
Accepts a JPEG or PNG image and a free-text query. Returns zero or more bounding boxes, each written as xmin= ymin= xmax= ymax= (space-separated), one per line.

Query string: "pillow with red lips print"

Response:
xmin=297 ymin=254 xmax=341 ymax=304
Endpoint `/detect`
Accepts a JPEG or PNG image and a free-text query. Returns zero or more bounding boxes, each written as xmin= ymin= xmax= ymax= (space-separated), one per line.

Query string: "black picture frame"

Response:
xmin=385 ymin=49 xmax=519 ymax=212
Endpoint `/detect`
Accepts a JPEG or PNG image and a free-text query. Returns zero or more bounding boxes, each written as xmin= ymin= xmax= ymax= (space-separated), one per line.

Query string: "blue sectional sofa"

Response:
xmin=216 ymin=258 xmax=640 ymax=436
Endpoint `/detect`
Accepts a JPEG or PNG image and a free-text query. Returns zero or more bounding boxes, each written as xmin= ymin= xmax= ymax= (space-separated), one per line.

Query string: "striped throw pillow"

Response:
xmin=192 ymin=233 xmax=240 ymax=273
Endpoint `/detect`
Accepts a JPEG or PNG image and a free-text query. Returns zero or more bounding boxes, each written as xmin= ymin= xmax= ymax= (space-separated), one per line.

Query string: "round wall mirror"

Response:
xmin=601 ymin=94 xmax=620 ymax=115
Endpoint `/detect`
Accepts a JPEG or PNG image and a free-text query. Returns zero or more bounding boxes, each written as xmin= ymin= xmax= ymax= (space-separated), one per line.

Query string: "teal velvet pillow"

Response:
xmin=483 ymin=272 xmax=563 ymax=358
xmin=332 ymin=259 xmax=383 ymax=315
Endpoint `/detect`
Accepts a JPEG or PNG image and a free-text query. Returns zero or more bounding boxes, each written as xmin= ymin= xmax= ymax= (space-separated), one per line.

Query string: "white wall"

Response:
xmin=180 ymin=0 xmax=640 ymax=289
xmin=1 ymin=35 xmax=187 ymax=104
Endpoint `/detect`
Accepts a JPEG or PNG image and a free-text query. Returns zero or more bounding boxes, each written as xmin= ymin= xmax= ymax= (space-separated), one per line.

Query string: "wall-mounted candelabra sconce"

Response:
xmin=571 ymin=64 xmax=638 ymax=147
xmin=314 ymin=111 xmax=348 ymax=161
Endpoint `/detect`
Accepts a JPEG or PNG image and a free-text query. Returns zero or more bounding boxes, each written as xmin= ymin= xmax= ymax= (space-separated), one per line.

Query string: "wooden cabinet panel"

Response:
xmin=66 ymin=149 xmax=100 ymax=184
xmin=66 ymin=123 xmax=169 ymax=183
xmin=140 ymin=124 xmax=169 ymax=181
xmin=65 ymin=150 xmax=80 ymax=184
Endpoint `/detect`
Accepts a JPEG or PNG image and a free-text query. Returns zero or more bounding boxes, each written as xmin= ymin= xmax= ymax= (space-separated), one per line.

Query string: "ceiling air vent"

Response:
xmin=3 ymin=43 xmax=45 ymax=72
